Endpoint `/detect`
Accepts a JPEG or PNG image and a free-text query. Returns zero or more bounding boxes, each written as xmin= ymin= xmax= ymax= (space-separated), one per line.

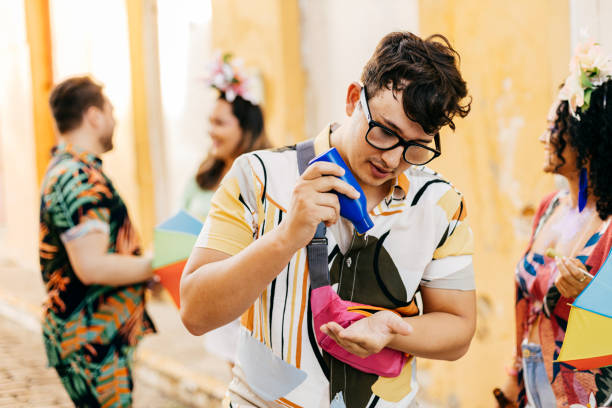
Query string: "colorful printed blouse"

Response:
xmin=515 ymin=191 xmax=612 ymax=407
xmin=39 ymin=143 xmax=155 ymax=370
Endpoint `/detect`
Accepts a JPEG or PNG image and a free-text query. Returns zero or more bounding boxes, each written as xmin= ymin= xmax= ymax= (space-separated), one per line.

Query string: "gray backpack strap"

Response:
xmin=296 ymin=140 xmax=330 ymax=289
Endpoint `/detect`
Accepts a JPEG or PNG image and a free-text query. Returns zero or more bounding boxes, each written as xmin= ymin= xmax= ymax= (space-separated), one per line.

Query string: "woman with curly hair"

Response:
xmin=497 ymin=41 xmax=612 ymax=407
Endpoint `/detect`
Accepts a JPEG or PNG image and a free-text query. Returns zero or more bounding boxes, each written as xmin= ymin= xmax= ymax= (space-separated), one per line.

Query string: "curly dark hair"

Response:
xmin=552 ymin=79 xmax=612 ymax=219
xmin=361 ymin=32 xmax=471 ymax=135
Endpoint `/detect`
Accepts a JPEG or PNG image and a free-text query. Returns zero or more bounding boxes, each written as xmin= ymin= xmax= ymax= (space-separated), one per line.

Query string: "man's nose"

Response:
xmin=380 ymin=145 xmax=403 ymax=169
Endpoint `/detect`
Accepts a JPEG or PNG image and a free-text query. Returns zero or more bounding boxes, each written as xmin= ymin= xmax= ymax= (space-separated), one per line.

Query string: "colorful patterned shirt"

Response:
xmin=515 ymin=191 xmax=612 ymax=407
xmin=39 ymin=143 xmax=155 ymax=402
xmin=196 ymin=127 xmax=475 ymax=407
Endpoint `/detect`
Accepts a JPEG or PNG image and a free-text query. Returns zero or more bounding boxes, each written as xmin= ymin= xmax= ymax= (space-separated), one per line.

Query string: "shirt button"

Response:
xmin=345 ymin=257 xmax=352 ymax=268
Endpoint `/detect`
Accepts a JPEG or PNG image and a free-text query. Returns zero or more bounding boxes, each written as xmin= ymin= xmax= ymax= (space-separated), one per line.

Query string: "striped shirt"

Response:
xmin=196 ymin=126 xmax=475 ymax=407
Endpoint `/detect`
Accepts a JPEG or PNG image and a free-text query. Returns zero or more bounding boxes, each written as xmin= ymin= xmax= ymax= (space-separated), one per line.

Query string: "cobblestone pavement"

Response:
xmin=0 ymin=316 xmax=187 ymax=408
xmin=0 ymin=264 xmax=229 ymax=407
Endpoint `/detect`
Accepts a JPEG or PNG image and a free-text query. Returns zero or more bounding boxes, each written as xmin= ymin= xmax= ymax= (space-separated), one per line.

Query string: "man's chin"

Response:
xmin=101 ymin=142 xmax=113 ymax=153
xmin=358 ymin=170 xmax=393 ymax=188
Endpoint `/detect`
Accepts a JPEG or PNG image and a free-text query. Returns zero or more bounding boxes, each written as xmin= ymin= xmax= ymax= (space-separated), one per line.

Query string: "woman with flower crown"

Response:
xmin=496 ymin=40 xmax=612 ymax=408
xmin=182 ymin=53 xmax=269 ymax=363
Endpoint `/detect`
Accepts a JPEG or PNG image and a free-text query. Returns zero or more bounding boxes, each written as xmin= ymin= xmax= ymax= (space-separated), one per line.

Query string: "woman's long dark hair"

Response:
xmin=552 ymin=79 xmax=612 ymax=219
xmin=196 ymin=93 xmax=269 ymax=190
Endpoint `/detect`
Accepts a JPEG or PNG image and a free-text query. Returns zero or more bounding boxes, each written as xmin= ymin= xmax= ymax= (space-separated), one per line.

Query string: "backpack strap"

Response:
xmin=296 ymin=140 xmax=330 ymax=289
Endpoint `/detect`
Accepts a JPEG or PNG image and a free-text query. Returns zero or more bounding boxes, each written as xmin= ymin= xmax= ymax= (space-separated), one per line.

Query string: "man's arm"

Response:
xmin=180 ymin=161 xmax=360 ymax=336
xmin=64 ymin=231 xmax=153 ymax=286
xmin=180 ymin=228 xmax=299 ymax=336
xmin=389 ymin=286 xmax=476 ymax=360
xmin=321 ymin=287 xmax=476 ymax=361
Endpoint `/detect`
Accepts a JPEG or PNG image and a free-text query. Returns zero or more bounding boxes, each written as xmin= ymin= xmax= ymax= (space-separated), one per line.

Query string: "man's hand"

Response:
xmin=320 ymin=310 xmax=413 ymax=358
xmin=555 ymin=257 xmax=592 ymax=298
xmin=279 ymin=161 xmax=360 ymax=250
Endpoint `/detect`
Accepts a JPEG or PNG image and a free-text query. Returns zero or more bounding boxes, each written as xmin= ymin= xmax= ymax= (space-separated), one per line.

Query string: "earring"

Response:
xmin=578 ymin=167 xmax=588 ymax=212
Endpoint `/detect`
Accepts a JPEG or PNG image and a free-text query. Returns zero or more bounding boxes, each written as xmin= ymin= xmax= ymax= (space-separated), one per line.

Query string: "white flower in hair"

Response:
xmin=205 ymin=52 xmax=264 ymax=106
xmin=558 ymin=35 xmax=612 ymax=118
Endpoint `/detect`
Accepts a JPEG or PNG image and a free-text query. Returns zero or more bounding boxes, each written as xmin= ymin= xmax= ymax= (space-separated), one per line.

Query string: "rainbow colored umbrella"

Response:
xmin=557 ymin=249 xmax=612 ymax=370
xmin=153 ymin=210 xmax=202 ymax=307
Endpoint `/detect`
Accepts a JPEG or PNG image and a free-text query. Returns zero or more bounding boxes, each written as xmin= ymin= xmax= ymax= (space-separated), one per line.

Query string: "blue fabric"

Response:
xmin=523 ymin=256 xmax=537 ymax=276
xmin=585 ymin=232 xmax=602 ymax=248
xmin=157 ymin=210 xmax=203 ymax=236
xmin=533 ymin=253 xmax=545 ymax=265
xmin=578 ymin=168 xmax=588 ymax=212
xmin=574 ymin=247 xmax=612 ymax=318
xmin=522 ymin=342 xmax=557 ymax=408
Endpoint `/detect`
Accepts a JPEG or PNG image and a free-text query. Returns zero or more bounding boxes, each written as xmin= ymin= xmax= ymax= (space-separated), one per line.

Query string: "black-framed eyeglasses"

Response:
xmin=360 ymin=86 xmax=441 ymax=166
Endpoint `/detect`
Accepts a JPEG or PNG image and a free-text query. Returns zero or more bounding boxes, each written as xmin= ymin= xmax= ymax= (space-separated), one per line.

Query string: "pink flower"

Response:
xmin=204 ymin=51 xmax=263 ymax=105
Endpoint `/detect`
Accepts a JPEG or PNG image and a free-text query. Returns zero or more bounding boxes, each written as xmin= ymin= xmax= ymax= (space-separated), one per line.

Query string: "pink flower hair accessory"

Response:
xmin=206 ymin=52 xmax=263 ymax=106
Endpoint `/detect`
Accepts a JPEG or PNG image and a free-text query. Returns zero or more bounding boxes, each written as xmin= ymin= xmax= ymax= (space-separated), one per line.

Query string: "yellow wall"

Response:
xmin=0 ymin=1 xmax=49 ymax=267
xmin=418 ymin=1 xmax=570 ymax=406
xmin=125 ymin=0 xmax=160 ymax=247
xmin=24 ymin=0 xmax=56 ymax=185
xmin=210 ymin=0 xmax=305 ymax=146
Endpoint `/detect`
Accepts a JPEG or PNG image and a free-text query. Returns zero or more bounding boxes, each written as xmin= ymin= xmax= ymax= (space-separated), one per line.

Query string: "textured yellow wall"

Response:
xmin=418 ymin=1 xmax=570 ymax=406
xmin=210 ymin=0 xmax=305 ymax=146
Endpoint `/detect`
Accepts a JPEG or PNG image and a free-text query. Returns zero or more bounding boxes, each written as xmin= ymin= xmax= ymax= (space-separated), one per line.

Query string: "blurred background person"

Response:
xmin=499 ymin=40 xmax=612 ymax=407
xmin=40 ymin=76 xmax=156 ymax=407
xmin=182 ymin=53 xmax=269 ymax=364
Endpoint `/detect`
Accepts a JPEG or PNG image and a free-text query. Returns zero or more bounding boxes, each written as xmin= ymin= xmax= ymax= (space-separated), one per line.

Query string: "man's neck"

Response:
xmin=58 ymin=129 xmax=102 ymax=156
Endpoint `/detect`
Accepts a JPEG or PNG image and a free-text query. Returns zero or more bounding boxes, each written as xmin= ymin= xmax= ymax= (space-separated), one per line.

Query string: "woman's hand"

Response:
xmin=495 ymin=374 xmax=520 ymax=407
xmin=555 ymin=257 xmax=592 ymax=298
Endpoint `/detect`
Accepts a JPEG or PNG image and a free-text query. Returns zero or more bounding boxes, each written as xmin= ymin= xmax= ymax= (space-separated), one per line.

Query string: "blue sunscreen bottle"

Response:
xmin=309 ymin=147 xmax=374 ymax=234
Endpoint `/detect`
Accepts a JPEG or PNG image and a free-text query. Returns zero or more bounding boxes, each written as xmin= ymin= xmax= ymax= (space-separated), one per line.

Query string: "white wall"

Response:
xmin=50 ymin=0 xmax=141 ymax=227
xmin=0 ymin=1 xmax=39 ymax=268
xmin=157 ymin=0 xmax=213 ymax=214
xmin=298 ymin=0 xmax=419 ymax=138
xmin=570 ymin=0 xmax=612 ymax=52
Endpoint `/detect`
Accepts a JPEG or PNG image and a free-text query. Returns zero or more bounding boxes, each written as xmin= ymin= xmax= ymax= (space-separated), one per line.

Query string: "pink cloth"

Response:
xmin=311 ymin=286 xmax=407 ymax=377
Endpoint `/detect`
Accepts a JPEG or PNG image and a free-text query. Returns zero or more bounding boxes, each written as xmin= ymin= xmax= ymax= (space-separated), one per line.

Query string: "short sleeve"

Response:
xmin=421 ymin=188 xmax=475 ymax=290
xmin=195 ymin=156 xmax=257 ymax=256
xmin=43 ymin=164 xmax=112 ymax=243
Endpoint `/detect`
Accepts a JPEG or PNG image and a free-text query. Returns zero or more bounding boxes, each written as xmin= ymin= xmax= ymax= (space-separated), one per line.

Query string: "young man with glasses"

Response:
xmin=181 ymin=32 xmax=475 ymax=407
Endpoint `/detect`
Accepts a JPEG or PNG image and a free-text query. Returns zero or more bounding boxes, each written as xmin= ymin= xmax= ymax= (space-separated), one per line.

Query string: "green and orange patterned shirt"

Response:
xmin=39 ymin=143 xmax=155 ymax=371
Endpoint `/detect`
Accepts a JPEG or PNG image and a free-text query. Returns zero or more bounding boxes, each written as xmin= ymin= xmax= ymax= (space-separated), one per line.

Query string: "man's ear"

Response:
xmin=345 ymin=82 xmax=362 ymax=117
xmin=83 ymin=105 xmax=103 ymax=129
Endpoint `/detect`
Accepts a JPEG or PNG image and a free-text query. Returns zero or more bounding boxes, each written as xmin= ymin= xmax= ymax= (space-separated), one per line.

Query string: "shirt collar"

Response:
xmin=313 ymin=124 xmax=410 ymax=202
xmin=313 ymin=123 xmax=333 ymax=156
xmin=52 ymin=142 xmax=103 ymax=170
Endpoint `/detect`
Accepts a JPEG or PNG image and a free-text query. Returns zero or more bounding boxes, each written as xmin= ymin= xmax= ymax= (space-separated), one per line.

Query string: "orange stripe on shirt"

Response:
xmin=378 ymin=209 xmax=403 ymax=216
xmin=265 ymin=194 xmax=286 ymax=213
xmin=241 ymin=304 xmax=255 ymax=332
xmin=261 ymin=288 xmax=271 ymax=347
xmin=277 ymin=397 xmax=303 ymax=408
xmin=250 ymin=164 xmax=265 ymax=201
xmin=295 ymin=261 xmax=309 ymax=368
xmin=286 ymin=249 xmax=302 ymax=364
